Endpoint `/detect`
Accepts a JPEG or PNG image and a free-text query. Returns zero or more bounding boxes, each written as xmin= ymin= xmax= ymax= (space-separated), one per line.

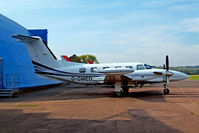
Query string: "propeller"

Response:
xmin=165 ymin=55 xmax=172 ymax=83
xmin=166 ymin=55 xmax=169 ymax=71
xmin=154 ymin=55 xmax=173 ymax=78
xmin=162 ymin=55 xmax=170 ymax=94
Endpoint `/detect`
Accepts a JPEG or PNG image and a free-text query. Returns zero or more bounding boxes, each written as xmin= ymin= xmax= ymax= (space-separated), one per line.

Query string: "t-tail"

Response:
xmin=12 ymin=34 xmax=60 ymax=70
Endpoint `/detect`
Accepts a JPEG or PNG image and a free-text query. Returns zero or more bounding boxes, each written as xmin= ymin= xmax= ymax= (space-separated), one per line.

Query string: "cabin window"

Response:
xmin=103 ymin=67 xmax=109 ymax=69
xmin=137 ymin=65 xmax=145 ymax=70
xmin=91 ymin=67 xmax=97 ymax=72
xmin=79 ymin=68 xmax=86 ymax=73
xmin=126 ymin=66 xmax=133 ymax=69
xmin=115 ymin=66 xmax=122 ymax=68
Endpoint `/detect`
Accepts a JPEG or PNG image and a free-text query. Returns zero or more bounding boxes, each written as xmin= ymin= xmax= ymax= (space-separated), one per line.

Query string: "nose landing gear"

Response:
xmin=163 ymin=84 xmax=170 ymax=95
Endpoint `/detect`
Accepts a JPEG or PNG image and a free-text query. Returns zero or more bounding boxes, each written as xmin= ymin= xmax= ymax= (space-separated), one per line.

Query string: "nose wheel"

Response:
xmin=163 ymin=88 xmax=170 ymax=94
xmin=115 ymin=92 xmax=122 ymax=97
xmin=163 ymin=84 xmax=170 ymax=95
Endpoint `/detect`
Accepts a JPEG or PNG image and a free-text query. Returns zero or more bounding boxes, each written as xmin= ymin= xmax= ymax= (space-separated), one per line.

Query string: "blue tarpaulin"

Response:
xmin=28 ymin=29 xmax=48 ymax=45
xmin=0 ymin=14 xmax=61 ymax=89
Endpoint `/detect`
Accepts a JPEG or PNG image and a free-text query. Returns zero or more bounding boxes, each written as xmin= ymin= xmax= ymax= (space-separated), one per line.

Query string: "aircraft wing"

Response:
xmin=96 ymin=68 xmax=134 ymax=75
xmin=96 ymin=68 xmax=134 ymax=83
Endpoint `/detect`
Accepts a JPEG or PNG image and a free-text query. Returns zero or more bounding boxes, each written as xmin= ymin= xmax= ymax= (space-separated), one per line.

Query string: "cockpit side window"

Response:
xmin=144 ymin=64 xmax=153 ymax=69
xmin=137 ymin=65 xmax=145 ymax=70
xmin=103 ymin=67 xmax=109 ymax=69
xmin=126 ymin=66 xmax=133 ymax=69
xmin=91 ymin=67 xmax=97 ymax=72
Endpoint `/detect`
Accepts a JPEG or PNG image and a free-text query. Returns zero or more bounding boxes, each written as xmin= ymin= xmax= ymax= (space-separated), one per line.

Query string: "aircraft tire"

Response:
xmin=115 ymin=92 xmax=122 ymax=97
xmin=163 ymin=89 xmax=170 ymax=95
xmin=122 ymin=87 xmax=129 ymax=95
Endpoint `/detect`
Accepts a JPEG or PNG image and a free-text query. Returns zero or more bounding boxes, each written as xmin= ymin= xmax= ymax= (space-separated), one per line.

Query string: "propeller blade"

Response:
xmin=166 ymin=55 xmax=169 ymax=71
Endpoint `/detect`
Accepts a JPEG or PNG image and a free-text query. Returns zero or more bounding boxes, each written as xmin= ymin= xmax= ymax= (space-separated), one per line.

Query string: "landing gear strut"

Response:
xmin=114 ymin=82 xmax=130 ymax=97
xmin=122 ymin=82 xmax=129 ymax=95
xmin=115 ymin=82 xmax=122 ymax=97
xmin=163 ymin=84 xmax=170 ymax=95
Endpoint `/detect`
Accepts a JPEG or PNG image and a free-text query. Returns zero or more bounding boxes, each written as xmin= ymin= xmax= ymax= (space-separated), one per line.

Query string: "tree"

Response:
xmin=69 ymin=54 xmax=99 ymax=64
xmin=68 ymin=54 xmax=81 ymax=62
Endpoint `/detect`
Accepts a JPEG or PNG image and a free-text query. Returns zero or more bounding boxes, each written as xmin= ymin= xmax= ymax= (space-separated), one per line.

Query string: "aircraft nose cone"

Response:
xmin=170 ymin=71 xmax=189 ymax=81
xmin=183 ymin=73 xmax=189 ymax=79
xmin=178 ymin=72 xmax=189 ymax=80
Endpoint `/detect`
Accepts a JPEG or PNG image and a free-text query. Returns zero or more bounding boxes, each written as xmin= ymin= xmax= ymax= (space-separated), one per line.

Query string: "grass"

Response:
xmin=15 ymin=104 xmax=38 ymax=108
xmin=188 ymin=75 xmax=199 ymax=80
xmin=191 ymin=112 xmax=195 ymax=115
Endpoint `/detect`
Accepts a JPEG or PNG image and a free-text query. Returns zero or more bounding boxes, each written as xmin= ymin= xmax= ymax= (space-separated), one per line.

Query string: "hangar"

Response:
xmin=0 ymin=14 xmax=61 ymax=96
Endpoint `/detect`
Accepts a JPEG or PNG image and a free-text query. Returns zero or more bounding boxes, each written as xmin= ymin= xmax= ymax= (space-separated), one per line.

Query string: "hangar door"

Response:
xmin=0 ymin=58 xmax=3 ymax=89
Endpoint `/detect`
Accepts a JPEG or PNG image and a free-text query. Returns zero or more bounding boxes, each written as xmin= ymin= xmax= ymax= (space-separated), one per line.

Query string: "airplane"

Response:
xmin=12 ymin=34 xmax=189 ymax=97
xmin=61 ymin=55 xmax=94 ymax=64
xmin=87 ymin=60 xmax=93 ymax=64
xmin=61 ymin=55 xmax=72 ymax=62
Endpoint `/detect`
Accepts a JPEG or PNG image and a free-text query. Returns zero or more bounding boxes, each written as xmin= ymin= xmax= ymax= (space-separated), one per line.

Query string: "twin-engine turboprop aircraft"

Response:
xmin=12 ymin=34 xmax=189 ymax=96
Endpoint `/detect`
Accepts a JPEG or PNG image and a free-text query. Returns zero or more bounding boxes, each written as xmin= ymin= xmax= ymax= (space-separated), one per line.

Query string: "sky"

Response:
xmin=1 ymin=0 xmax=199 ymax=66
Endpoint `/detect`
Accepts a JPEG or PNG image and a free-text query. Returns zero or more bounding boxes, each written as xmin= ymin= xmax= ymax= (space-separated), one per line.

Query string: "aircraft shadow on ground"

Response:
xmin=1 ymin=85 xmax=199 ymax=103
xmin=0 ymin=108 xmax=182 ymax=133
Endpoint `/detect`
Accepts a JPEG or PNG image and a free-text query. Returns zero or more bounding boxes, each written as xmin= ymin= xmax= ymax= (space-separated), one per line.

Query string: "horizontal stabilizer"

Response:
xmin=12 ymin=34 xmax=39 ymax=41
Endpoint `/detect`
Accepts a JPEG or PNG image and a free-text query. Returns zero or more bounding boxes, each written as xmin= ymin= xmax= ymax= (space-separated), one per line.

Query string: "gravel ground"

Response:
xmin=0 ymin=80 xmax=199 ymax=133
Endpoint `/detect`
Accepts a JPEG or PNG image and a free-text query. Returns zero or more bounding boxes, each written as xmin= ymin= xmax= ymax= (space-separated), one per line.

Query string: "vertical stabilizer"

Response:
xmin=12 ymin=34 xmax=59 ymax=68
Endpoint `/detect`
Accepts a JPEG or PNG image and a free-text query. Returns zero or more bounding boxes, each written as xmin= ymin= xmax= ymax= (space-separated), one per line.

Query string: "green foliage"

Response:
xmin=155 ymin=65 xmax=199 ymax=75
xmin=170 ymin=67 xmax=199 ymax=75
xmin=188 ymin=75 xmax=199 ymax=80
xmin=69 ymin=54 xmax=81 ymax=62
xmin=15 ymin=104 xmax=38 ymax=108
xmin=69 ymin=54 xmax=99 ymax=64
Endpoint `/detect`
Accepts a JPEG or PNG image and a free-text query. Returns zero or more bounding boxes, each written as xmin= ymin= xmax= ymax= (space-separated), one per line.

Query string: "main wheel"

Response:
xmin=115 ymin=92 xmax=122 ymax=97
xmin=122 ymin=87 xmax=129 ymax=95
xmin=163 ymin=89 xmax=170 ymax=95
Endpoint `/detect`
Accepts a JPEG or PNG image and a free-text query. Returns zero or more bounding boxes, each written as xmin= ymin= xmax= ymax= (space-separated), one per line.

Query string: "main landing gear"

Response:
xmin=163 ymin=84 xmax=170 ymax=95
xmin=114 ymin=82 xmax=129 ymax=97
xmin=122 ymin=82 xmax=129 ymax=95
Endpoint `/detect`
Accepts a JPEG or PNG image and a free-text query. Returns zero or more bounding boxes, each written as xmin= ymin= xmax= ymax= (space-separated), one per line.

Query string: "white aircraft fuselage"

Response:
xmin=38 ymin=62 xmax=188 ymax=85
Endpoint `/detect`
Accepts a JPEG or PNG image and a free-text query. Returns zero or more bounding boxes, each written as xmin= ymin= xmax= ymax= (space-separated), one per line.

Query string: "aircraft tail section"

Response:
xmin=61 ymin=55 xmax=72 ymax=62
xmin=87 ymin=60 xmax=93 ymax=64
xmin=12 ymin=34 xmax=59 ymax=69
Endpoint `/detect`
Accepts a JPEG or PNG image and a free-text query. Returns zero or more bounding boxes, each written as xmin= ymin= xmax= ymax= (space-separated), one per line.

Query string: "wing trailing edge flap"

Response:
xmin=96 ymin=68 xmax=134 ymax=82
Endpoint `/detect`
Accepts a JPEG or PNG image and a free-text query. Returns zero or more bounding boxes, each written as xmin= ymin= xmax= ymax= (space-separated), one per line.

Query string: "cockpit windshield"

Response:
xmin=137 ymin=65 xmax=145 ymax=70
xmin=144 ymin=64 xmax=153 ymax=69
